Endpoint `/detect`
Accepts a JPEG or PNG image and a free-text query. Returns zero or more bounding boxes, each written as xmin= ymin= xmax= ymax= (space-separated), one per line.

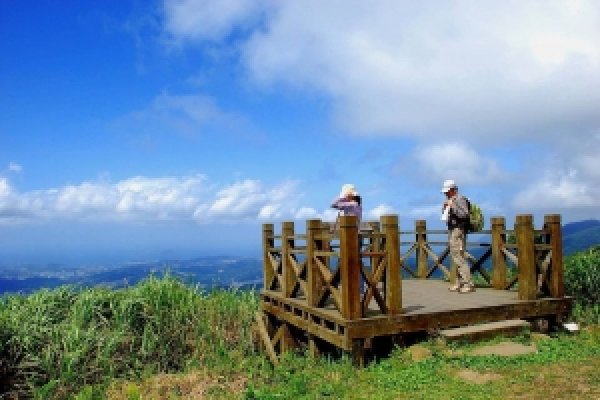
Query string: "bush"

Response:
xmin=0 ymin=275 xmax=258 ymax=399
xmin=564 ymin=245 xmax=600 ymax=307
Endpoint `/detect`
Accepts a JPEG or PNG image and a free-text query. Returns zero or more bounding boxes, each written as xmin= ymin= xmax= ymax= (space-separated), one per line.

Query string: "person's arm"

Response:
xmin=332 ymin=198 xmax=354 ymax=209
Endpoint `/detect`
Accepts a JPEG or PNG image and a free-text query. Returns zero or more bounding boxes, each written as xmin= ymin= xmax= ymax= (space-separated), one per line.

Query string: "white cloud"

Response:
xmin=408 ymin=142 xmax=505 ymax=186
xmin=8 ymin=162 xmax=22 ymax=173
xmin=367 ymin=204 xmax=396 ymax=219
xmin=163 ymin=1 xmax=600 ymax=141
xmin=162 ymin=0 xmax=270 ymax=43
xmin=294 ymin=206 xmax=319 ymax=220
xmin=0 ymin=174 xmax=306 ymax=224
xmin=513 ymin=169 xmax=599 ymax=210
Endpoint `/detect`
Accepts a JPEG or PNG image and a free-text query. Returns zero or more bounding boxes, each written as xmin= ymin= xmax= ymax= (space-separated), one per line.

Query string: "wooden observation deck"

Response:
xmin=256 ymin=214 xmax=572 ymax=365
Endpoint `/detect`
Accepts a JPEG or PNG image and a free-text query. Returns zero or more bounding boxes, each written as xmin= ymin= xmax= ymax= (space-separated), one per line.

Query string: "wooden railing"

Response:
xmin=262 ymin=214 xmax=564 ymax=320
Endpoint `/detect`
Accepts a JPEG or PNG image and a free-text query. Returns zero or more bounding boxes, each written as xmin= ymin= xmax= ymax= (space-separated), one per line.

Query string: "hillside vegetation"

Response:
xmin=1 ymin=247 xmax=600 ymax=399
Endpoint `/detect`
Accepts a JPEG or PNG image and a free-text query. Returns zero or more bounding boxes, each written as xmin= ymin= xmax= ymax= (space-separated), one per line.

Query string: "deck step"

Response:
xmin=440 ymin=319 xmax=531 ymax=342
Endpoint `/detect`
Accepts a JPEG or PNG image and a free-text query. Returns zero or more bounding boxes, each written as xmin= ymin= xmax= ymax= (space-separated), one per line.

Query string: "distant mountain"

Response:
xmin=562 ymin=219 xmax=600 ymax=255
xmin=0 ymin=256 xmax=263 ymax=295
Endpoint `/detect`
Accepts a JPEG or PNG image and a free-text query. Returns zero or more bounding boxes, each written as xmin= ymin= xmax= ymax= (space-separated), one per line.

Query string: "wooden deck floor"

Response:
xmin=384 ymin=279 xmax=532 ymax=316
xmin=260 ymin=279 xmax=572 ymax=351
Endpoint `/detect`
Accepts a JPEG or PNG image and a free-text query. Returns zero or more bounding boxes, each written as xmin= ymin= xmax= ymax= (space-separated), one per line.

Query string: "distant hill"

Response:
xmin=562 ymin=219 xmax=600 ymax=255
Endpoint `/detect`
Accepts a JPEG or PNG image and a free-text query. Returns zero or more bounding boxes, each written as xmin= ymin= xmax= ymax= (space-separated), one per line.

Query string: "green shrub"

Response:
xmin=564 ymin=245 xmax=600 ymax=306
xmin=0 ymin=275 xmax=258 ymax=399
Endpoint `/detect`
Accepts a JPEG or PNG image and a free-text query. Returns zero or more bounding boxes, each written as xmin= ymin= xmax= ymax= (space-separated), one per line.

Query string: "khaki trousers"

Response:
xmin=449 ymin=227 xmax=472 ymax=286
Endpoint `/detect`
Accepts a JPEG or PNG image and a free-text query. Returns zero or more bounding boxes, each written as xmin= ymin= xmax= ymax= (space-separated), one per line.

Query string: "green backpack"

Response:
xmin=466 ymin=198 xmax=484 ymax=233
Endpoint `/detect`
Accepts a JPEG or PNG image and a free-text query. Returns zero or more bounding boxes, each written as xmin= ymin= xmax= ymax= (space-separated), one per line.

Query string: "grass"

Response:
xmin=102 ymin=327 xmax=600 ymax=399
xmin=2 ymin=244 xmax=600 ymax=399
xmin=0 ymin=274 xmax=258 ymax=399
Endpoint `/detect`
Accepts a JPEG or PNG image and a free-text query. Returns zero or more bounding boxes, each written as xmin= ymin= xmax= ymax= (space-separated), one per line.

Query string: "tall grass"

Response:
xmin=0 ymin=274 xmax=258 ymax=399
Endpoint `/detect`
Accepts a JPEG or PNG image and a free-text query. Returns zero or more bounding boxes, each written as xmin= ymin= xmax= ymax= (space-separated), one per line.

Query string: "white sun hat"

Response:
xmin=440 ymin=179 xmax=457 ymax=193
xmin=339 ymin=183 xmax=358 ymax=197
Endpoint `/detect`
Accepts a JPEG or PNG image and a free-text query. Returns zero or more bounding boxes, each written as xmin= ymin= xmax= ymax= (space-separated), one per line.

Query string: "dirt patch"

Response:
xmin=106 ymin=371 xmax=248 ymax=399
xmin=407 ymin=344 xmax=433 ymax=362
xmin=470 ymin=341 xmax=537 ymax=357
xmin=455 ymin=369 xmax=503 ymax=384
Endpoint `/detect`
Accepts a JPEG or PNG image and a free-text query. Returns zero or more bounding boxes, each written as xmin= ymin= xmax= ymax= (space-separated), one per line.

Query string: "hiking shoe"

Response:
xmin=448 ymin=284 xmax=460 ymax=292
xmin=459 ymin=284 xmax=476 ymax=294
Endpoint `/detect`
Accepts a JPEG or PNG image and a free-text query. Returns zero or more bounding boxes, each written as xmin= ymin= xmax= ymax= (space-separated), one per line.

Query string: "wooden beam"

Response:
xmin=416 ymin=220 xmax=428 ymax=278
xmin=262 ymin=224 xmax=275 ymax=291
xmin=382 ymin=215 xmax=402 ymax=314
xmin=516 ymin=214 xmax=537 ymax=300
xmin=255 ymin=311 xmax=278 ymax=365
xmin=544 ymin=214 xmax=565 ymax=298
xmin=339 ymin=215 xmax=361 ymax=319
xmin=306 ymin=219 xmax=323 ymax=307
xmin=491 ymin=216 xmax=507 ymax=289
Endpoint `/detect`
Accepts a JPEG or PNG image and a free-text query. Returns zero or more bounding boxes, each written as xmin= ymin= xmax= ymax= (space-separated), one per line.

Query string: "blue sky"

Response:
xmin=1 ymin=1 xmax=600 ymax=265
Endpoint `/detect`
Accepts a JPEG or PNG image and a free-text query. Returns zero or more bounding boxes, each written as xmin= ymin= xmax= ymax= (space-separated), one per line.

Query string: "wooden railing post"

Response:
xmin=262 ymin=223 xmax=274 ymax=290
xmin=382 ymin=215 xmax=401 ymax=314
xmin=339 ymin=215 xmax=361 ymax=319
xmin=306 ymin=219 xmax=323 ymax=307
xmin=516 ymin=214 xmax=536 ymax=300
xmin=416 ymin=220 xmax=428 ymax=279
xmin=281 ymin=221 xmax=295 ymax=298
xmin=491 ymin=217 xmax=507 ymax=290
xmin=544 ymin=214 xmax=565 ymax=298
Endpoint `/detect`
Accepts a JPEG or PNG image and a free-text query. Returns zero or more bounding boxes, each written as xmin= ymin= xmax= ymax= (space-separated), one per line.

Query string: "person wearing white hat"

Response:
xmin=331 ymin=183 xmax=362 ymax=224
xmin=441 ymin=179 xmax=475 ymax=293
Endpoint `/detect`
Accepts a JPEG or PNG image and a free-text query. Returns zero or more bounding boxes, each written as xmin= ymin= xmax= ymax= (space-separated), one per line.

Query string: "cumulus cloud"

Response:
xmin=162 ymin=0 xmax=600 ymax=142
xmin=0 ymin=174 xmax=309 ymax=224
xmin=408 ymin=142 xmax=505 ymax=186
xmin=162 ymin=0 xmax=270 ymax=43
xmin=513 ymin=169 xmax=600 ymax=210
xmin=367 ymin=204 xmax=396 ymax=219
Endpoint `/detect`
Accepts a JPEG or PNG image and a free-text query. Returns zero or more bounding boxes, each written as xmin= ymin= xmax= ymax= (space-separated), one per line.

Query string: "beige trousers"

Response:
xmin=449 ymin=227 xmax=472 ymax=286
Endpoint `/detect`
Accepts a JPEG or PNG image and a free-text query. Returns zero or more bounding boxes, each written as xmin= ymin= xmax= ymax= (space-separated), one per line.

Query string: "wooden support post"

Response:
xmin=544 ymin=214 xmax=565 ymax=298
xmin=306 ymin=219 xmax=323 ymax=307
xmin=368 ymin=222 xmax=381 ymax=290
xmin=281 ymin=221 xmax=295 ymax=298
xmin=382 ymin=215 xmax=401 ymax=314
xmin=255 ymin=311 xmax=278 ymax=365
xmin=516 ymin=214 xmax=536 ymax=300
xmin=339 ymin=215 xmax=361 ymax=319
xmin=262 ymin=223 xmax=275 ymax=290
xmin=491 ymin=216 xmax=507 ymax=290
xmin=351 ymin=338 xmax=365 ymax=367
xmin=416 ymin=220 xmax=428 ymax=279
xmin=279 ymin=323 xmax=297 ymax=353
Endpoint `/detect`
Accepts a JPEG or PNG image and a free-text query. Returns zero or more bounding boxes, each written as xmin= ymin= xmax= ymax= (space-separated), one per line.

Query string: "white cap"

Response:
xmin=441 ymin=179 xmax=457 ymax=193
xmin=339 ymin=183 xmax=358 ymax=197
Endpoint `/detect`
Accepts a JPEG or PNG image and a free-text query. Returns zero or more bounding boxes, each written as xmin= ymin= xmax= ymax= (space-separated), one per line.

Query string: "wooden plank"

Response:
xmin=491 ymin=217 xmax=507 ymax=289
xmin=423 ymin=245 xmax=450 ymax=280
xmin=416 ymin=220 xmax=428 ymax=278
xmin=263 ymin=224 xmax=275 ymax=291
xmin=261 ymin=301 xmax=347 ymax=349
xmin=255 ymin=311 xmax=278 ymax=365
xmin=382 ymin=215 xmax=402 ymax=314
xmin=345 ymin=298 xmax=572 ymax=339
xmin=545 ymin=214 xmax=564 ymax=298
xmin=339 ymin=215 xmax=361 ymax=319
xmin=516 ymin=215 xmax=537 ymax=300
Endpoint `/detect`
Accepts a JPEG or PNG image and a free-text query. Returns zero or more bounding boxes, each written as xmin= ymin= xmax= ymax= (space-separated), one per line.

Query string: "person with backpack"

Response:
xmin=441 ymin=179 xmax=475 ymax=293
